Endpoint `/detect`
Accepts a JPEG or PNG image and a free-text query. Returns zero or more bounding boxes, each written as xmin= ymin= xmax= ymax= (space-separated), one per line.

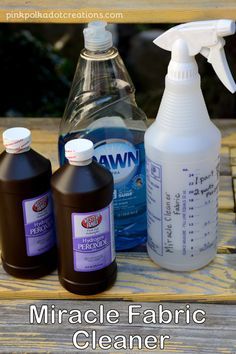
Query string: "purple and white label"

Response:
xmin=72 ymin=203 xmax=115 ymax=272
xmin=22 ymin=191 xmax=55 ymax=256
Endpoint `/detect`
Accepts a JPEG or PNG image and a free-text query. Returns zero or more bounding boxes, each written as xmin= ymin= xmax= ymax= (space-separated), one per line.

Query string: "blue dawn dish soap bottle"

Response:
xmin=58 ymin=21 xmax=147 ymax=250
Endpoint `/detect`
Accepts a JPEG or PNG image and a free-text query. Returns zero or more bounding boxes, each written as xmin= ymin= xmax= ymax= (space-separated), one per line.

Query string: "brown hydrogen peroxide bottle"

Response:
xmin=51 ymin=138 xmax=117 ymax=295
xmin=0 ymin=127 xmax=56 ymax=278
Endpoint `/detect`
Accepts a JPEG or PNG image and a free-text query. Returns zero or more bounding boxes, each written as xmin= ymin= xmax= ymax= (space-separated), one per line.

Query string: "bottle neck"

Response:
xmin=80 ymin=46 xmax=118 ymax=61
xmin=69 ymin=158 xmax=92 ymax=166
xmin=6 ymin=146 xmax=30 ymax=154
xmin=155 ymin=75 xmax=210 ymax=130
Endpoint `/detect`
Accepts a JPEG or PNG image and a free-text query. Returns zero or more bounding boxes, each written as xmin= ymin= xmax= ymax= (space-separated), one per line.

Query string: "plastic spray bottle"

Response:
xmin=145 ymin=20 xmax=236 ymax=271
xmin=58 ymin=22 xmax=147 ymax=251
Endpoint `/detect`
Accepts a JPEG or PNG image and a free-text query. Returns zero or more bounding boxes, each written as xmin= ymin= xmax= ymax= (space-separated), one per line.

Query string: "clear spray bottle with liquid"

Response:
xmin=145 ymin=20 xmax=236 ymax=271
xmin=59 ymin=21 xmax=147 ymax=250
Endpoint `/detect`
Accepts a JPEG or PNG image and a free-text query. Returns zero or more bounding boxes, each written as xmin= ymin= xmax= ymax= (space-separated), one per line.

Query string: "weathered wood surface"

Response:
xmin=230 ymin=148 xmax=236 ymax=166
xmin=220 ymin=146 xmax=231 ymax=176
xmin=1 ymin=0 xmax=236 ymax=23
xmin=230 ymin=147 xmax=236 ymax=213
xmin=219 ymin=176 xmax=234 ymax=211
xmin=0 ymin=300 xmax=235 ymax=353
xmin=0 ymin=253 xmax=236 ymax=302
xmin=218 ymin=213 xmax=236 ymax=252
xmin=234 ymin=179 xmax=236 ymax=210
xmin=0 ymin=213 xmax=234 ymax=302
xmin=231 ymin=148 xmax=236 ymax=186
xmin=215 ymin=119 xmax=236 ymax=148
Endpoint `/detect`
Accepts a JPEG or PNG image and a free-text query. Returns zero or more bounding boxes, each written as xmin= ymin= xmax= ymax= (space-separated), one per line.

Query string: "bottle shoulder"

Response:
xmin=51 ymin=162 xmax=114 ymax=210
xmin=0 ymin=149 xmax=51 ymax=182
xmin=60 ymin=46 xmax=148 ymax=134
xmin=145 ymin=120 xmax=221 ymax=160
xmin=51 ymin=161 xmax=113 ymax=195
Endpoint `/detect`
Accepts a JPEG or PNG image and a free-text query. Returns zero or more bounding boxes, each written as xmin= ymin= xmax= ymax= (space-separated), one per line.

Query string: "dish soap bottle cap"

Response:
xmin=65 ymin=138 xmax=94 ymax=165
xmin=83 ymin=21 xmax=113 ymax=51
xmin=3 ymin=127 xmax=31 ymax=154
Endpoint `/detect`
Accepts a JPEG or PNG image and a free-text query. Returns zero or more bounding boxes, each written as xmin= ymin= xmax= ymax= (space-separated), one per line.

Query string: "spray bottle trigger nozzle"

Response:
xmin=153 ymin=20 xmax=236 ymax=94
xmin=200 ymin=38 xmax=236 ymax=93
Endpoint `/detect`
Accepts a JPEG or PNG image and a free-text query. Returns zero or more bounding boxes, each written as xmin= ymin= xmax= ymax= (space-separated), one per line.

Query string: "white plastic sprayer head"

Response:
xmin=153 ymin=19 xmax=236 ymax=92
xmin=83 ymin=21 xmax=113 ymax=51
xmin=171 ymin=39 xmax=191 ymax=63
xmin=167 ymin=39 xmax=198 ymax=81
xmin=216 ymin=19 xmax=235 ymax=37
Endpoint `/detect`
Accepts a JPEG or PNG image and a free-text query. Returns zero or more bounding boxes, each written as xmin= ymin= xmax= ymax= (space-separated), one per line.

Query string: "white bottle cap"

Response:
xmin=65 ymin=138 xmax=94 ymax=165
xmin=83 ymin=21 xmax=113 ymax=51
xmin=2 ymin=127 xmax=31 ymax=154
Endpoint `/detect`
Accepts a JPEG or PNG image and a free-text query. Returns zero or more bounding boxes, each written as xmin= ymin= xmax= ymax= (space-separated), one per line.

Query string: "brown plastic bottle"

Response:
xmin=0 ymin=127 xmax=56 ymax=278
xmin=51 ymin=138 xmax=117 ymax=295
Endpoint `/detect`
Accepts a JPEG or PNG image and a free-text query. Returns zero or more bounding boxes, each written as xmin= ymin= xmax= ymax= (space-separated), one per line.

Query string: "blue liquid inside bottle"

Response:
xmin=59 ymin=126 xmax=147 ymax=250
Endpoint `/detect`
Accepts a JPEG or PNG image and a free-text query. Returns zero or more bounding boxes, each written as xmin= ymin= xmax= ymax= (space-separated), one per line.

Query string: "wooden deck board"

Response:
xmin=0 ymin=253 xmax=235 ymax=302
xmin=230 ymin=147 xmax=236 ymax=166
xmin=230 ymin=148 xmax=236 ymax=208
xmin=0 ymin=300 xmax=235 ymax=353
xmin=219 ymin=176 xmax=234 ymax=211
xmin=215 ymin=119 xmax=236 ymax=148
xmin=233 ymin=179 xmax=236 ymax=210
xmin=232 ymin=165 xmax=236 ymax=178
xmin=1 ymin=1 xmax=236 ymax=24
xmin=218 ymin=213 xmax=236 ymax=252
xmin=231 ymin=148 xmax=236 ymax=180
xmin=220 ymin=146 xmax=231 ymax=176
